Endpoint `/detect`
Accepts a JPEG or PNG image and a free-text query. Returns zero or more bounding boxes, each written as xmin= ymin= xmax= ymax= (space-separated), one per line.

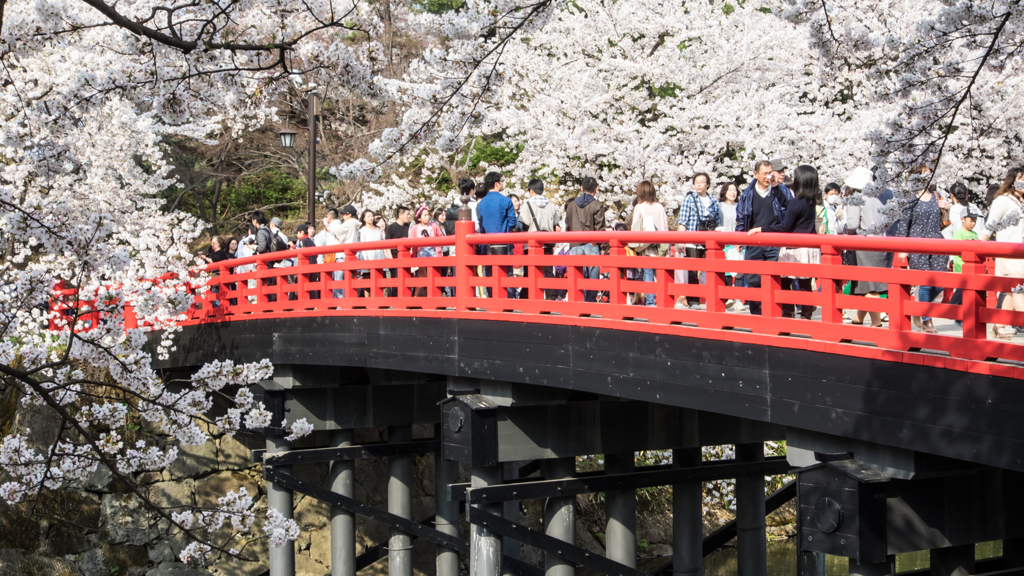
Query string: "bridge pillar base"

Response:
xmin=736 ymin=442 xmax=767 ymax=576
xmin=606 ymin=451 xmax=637 ymax=569
xmin=330 ymin=429 xmax=356 ymax=576
xmin=543 ymin=457 xmax=576 ymax=576
xmin=435 ymin=423 xmax=461 ymax=576
xmin=672 ymin=447 xmax=703 ymax=576
xmin=267 ymin=434 xmax=296 ymax=576
xmin=471 ymin=464 xmax=504 ymax=576
xmin=389 ymin=425 xmax=414 ymax=576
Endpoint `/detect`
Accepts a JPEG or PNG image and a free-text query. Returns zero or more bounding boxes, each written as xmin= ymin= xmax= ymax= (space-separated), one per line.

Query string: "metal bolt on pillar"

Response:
xmin=673 ymin=447 xmax=703 ymax=576
xmin=471 ymin=465 xmax=504 ymax=576
xmin=736 ymin=443 xmax=767 ymax=576
xmin=606 ymin=451 xmax=637 ymax=569
xmin=543 ymin=458 xmax=576 ymax=576
xmin=267 ymin=434 xmax=296 ymax=576
xmin=435 ymin=424 xmax=461 ymax=576
xmin=389 ymin=425 xmax=414 ymax=576
xmin=330 ymin=429 xmax=356 ymax=576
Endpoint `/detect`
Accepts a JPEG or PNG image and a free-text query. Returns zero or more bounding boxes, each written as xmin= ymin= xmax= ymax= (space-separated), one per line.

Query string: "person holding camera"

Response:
xmin=676 ymin=173 xmax=721 ymax=307
xmin=735 ymin=160 xmax=793 ymax=315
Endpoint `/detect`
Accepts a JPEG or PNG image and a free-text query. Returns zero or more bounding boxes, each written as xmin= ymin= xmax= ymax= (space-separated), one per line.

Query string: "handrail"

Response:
xmin=51 ymin=221 xmax=1024 ymax=378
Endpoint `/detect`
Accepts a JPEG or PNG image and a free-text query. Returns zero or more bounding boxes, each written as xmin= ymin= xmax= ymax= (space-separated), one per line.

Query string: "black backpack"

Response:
xmin=270 ymin=230 xmax=288 ymax=252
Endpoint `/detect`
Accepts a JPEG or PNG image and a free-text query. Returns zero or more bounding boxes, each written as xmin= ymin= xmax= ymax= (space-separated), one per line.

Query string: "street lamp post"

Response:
xmin=279 ymin=84 xmax=319 ymax=225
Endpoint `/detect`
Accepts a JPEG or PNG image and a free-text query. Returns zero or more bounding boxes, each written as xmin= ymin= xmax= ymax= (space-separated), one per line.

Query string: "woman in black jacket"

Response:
xmin=748 ymin=165 xmax=822 ymax=319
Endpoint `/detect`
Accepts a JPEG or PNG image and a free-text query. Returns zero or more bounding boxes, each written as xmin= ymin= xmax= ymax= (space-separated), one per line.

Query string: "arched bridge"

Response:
xmin=61 ymin=221 xmax=1024 ymax=576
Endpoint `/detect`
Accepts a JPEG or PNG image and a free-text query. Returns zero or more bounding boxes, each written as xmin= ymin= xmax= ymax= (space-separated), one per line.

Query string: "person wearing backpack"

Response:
xmin=519 ymin=179 xmax=560 ymax=300
xmin=629 ymin=181 xmax=668 ymax=307
xmin=251 ymin=210 xmax=280 ymax=302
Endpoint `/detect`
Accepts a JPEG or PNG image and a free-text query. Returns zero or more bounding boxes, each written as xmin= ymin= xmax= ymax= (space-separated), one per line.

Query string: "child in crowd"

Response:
xmin=948 ymin=209 xmax=982 ymax=309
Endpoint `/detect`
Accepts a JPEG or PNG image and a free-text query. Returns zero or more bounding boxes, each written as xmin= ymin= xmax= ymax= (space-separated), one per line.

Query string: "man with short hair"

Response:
xmin=520 ymin=179 xmax=560 ymax=300
xmin=385 ymin=206 xmax=412 ymax=296
xmin=476 ymin=171 xmax=518 ymax=298
xmin=565 ymin=176 xmax=606 ymax=303
xmin=736 ymin=160 xmax=793 ymax=316
xmin=250 ymin=210 xmax=279 ymax=301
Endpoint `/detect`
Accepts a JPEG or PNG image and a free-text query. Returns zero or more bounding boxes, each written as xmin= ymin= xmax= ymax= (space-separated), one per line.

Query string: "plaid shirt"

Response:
xmin=678 ymin=193 xmax=720 ymax=231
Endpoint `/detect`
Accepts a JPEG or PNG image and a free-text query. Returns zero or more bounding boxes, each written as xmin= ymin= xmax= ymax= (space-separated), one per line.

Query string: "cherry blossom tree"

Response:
xmin=0 ymin=0 xmax=557 ymax=565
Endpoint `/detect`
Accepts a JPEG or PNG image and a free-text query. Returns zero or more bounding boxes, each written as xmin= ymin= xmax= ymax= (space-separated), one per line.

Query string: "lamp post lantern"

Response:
xmin=278 ymin=128 xmax=297 ymax=149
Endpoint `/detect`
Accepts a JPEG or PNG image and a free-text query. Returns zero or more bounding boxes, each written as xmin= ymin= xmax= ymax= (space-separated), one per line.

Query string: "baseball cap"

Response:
xmin=965 ymin=209 xmax=984 ymax=220
xmin=340 ymin=204 xmax=358 ymax=216
xmin=770 ymin=159 xmax=787 ymax=172
xmin=270 ymin=217 xmax=283 ymax=227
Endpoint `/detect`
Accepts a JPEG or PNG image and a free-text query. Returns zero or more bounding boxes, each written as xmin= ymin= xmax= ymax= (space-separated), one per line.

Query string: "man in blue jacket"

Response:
xmin=736 ymin=160 xmax=793 ymax=315
xmin=475 ymin=171 xmax=518 ymax=298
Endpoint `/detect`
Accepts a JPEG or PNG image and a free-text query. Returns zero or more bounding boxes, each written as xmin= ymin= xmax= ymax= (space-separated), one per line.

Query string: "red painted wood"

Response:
xmin=50 ymin=222 xmax=1024 ymax=378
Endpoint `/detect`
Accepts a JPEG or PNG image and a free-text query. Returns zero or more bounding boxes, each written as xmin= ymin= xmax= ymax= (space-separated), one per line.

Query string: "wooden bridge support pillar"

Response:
xmin=736 ymin=442 xmax=767 ymax=576
xmin=605 ymin=451 xmax=637 ymax=569
xmin=435 ymin=424 xmax=461 ymax=576
xmin=389 ymin=425 xmax=414 ymax=576
xmin=1005 ymin=537 xmax=1024 ymax=568
xmin=849 ymin=555 xmax=895 ymax=576
xmin=543 ymin=457 xmax=576 ymax=576
xmin=672 ymin=447 xmax=703 ymax=576
xmin=330 ymin=429 xmax=356 ymax=576
xmin=930 ymin=544 xmax=974 ymax=576
xmin=502 ymin=463 xmax=521 ymax=576
xmin=471 ymin=464 xmax=504 ymax=576
xmin=267 ymin=434 xmax=296 ymax=576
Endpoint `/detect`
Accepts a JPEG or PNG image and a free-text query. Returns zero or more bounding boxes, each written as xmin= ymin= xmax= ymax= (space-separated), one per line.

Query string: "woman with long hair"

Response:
xmin=748 ymin=165 xmax=821 ymax=319
xmin=897 ymin=165 xmax=949 ymax=334
xmin=409 ymin=203 xmax=446 ymax=297
xmin=630 ymin=181 xmax=668 ymax=306
xmin=357 ymin=209 xmax=389 ymax=296
xmin=983 ymin=167 xmax=1024 ymax=338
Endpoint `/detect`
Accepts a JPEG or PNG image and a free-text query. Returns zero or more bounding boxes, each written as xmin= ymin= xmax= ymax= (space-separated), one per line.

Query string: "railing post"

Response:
xmin=609 ymin=239 xmax=627 ymax=306
xmin=819 ymin=245 xmax=844 ymax=325
xmin=343 ymin=248 xmax=356 ymax=304
xmin=705 ymin=240 xmax=726 ymax=314
xmin=889 ymin=278 xmax=912 ymax=334
xmin=257 ymin=258 xmax=272 ymax=312
xmin=397 ymin=246 xmax=412 ymax=302
xmin=961 ymin=251 xmax=987 ymax=340
xmin=527 ymin=238 xmax=542 ymax=303
xmin=762 ymin=266 xmax=781 ymax=320
xmin=455 ymin=220 xmax=474 ymax=310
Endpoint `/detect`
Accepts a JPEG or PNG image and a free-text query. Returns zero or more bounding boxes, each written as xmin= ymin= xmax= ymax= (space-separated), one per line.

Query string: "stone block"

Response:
xmin=217 ymin=436 xmax=251 ymax=471
xmin=168 ymin=440 xmax=219 ymax=479
xmin=138 ymin=471 xmax=164 ymax=484
xmin=295 ymin=552 xmax=329 ymax=576
xmin=149 ymin=480 xmax=197 ymax=511
xmin=195 ymin=471 xmax=259 ymax=510
xmin=294 ymin=494 xmax=329 ymax=531
xmin=309 ymin=528 xmax=332 ymax=567
xmin=101 ymin=493 xmax=157 ymax=546
xmin=0 ymin=548 xmax=79 ymax=576
xmin=78 ymin=545 xmax=150 ymax=576
xmin=211 ymin=538 xmax=267 ymax=576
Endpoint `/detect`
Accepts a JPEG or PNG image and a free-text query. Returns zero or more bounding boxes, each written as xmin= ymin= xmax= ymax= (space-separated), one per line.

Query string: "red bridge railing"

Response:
xmin=54 ymin=221 xmax=1024 ymax=378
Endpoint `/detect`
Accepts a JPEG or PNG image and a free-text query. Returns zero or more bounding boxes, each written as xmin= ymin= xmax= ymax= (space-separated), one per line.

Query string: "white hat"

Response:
xmin=844 ymin=167 xmax=873 ymax=191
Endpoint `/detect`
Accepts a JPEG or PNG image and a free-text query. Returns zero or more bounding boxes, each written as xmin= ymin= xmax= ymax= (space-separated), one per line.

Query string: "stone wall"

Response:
xmin=0 ymin=417 xmax=794 ymax=576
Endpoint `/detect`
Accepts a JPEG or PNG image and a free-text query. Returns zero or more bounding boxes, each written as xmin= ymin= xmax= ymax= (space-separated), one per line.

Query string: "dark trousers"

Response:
xmin=781 ymin=277 xmax=815 ymax=319
xmin=743 ymin=245 xmax=780 ymax=316
xmin=483 ymin=245 xmax=517 ymax=299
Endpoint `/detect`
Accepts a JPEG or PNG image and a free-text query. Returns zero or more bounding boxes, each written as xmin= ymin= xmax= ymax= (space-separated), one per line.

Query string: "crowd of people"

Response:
xmin=199 ymin=160 xmax=1024 ymax=338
